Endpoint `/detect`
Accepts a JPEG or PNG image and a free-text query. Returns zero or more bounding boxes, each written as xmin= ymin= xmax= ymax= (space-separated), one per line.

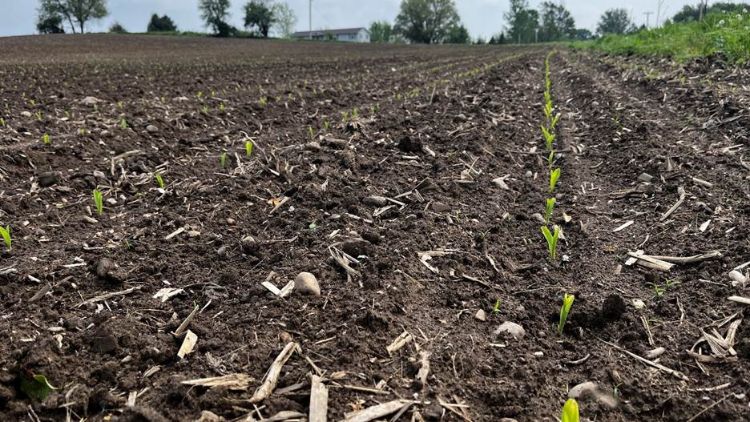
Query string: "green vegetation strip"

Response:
xmin=576 ymin=11 xmax=750 ymax=64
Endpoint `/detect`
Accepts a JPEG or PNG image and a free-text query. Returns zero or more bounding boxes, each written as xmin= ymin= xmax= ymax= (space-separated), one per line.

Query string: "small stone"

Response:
xmin=569 ymin=381 xmax=618 ymax=409
xmin=21 ymin=111 xmax=32 ymax=117
xmin=38 ymin=172 xmax=59 ymax=187
xmin=226 ymin=218 xmax=236 ymax=225
xmin=474 ymin=309 xmax=487 ymax=321
xmin=217 ymin=245 xmax=227 ymax=256
xmin=305 ymin=141 xmax=322 ymax=151
xmin=95 ymin=258 xmax=116 ymax=279
xmin=632 ymin=299 xmax=645 ymax=309
xmin=397 ymin=136 xmax=423 ymax=153
xmin=645 ymin=347 xmax=666 ymax=359
xmin=89 ymin=327 xmax=118 ymax=354
xmin=638 ymin=173 xmax=654 ymax=183
xmin=196 ymin=411 xmax=223 ymax=422
xmin=602 ymin=293 xmax=626 ymax=320
xmin=146 ymin=124 xmax=159 ymax=133
xmin=81 ymin=96 xmax=102 ymax=106
xmin=494 ymin=321 xmax=525 ymax=340
xmin=363 ymin=196 xmax=388 ymax=206
xmin=525 ymin=170 xmax=533 ymax=178
xmin=533 ymin=351 xmax=544 ymax=357
xmin=294 ymin=272 xmax=320 ymax=296
xmin=241 ymin=235 xmax=258 ymax=254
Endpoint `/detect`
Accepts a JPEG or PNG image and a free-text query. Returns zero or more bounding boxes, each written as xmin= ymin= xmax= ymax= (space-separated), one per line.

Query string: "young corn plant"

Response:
xmin=0 ymin=117 xmax=5 ymax=127
xmin=544 ymin=198 xmax=556 ymax=225
xmin=92 ymin=189 xmax=104 ymax=215
xmin=558 ymin=293 xmax=575 ymax=335
xmin=155 ymin=173 xmax=165 ymax=189
xmin=258 ymin=96 xmax=268 ymax=108
xmin=541 ymin=125 xmax=555 ymax=151
xmin=549 ymin=168 xmax=561 ymax=193
xmin=0 ymin=225 xmax=11 ymax=252
xmin=561 ymin=398 xmax=579 ymax=422
xmin=41 ymin=133 xmax=51 ymax=145
xmin=540 ymin=225 xmax=560 ymax=261
xmin=219 ymin=151 xmax=228 ymax=168
xmin=245 ymin=139 xmax=254 ymax=157
xmin=118 ymin=117 xmax=128 ymax=129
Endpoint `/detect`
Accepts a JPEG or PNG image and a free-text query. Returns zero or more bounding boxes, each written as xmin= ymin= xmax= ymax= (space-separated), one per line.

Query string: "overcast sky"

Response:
xmin=0 ymin=0 xmax=745 ymax=39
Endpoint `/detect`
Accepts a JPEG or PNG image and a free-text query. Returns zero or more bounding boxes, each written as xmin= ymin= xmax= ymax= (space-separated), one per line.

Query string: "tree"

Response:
xmin=147 ymin=14 xmax=177 ymax=32
xmin=394 ymin=0 xmax=461 ymax=44
xmin=672 ymin=2 xmax=747 ymax=23
xmin=271 ymin=2 xmax=296 ymax=38
xmin=574 ymin=28 xmax=593 ymax=40
xmin=244 ymin=0 xmax=274 ymax=37
xmin=504 ymin=0 xmax=539 ymax=44
xmin=597 ymin=9 xmax=634 ymax=35
xmin=109 ymin=22 xmax=127 ymax=33
xmin=199 ymin=0 xmax=232 ymax=37
xmin=446 ymin=24 xmax=469 ymax=44
xmin=36 ymin=5 xmax=65 ymax=34
xmin=369 ymin=21 xmax=393 ymax=43
xmin=38 ymin=0 xmax=108 ymax=34
xmin=538 ymin=1 xmax=575 ymax=42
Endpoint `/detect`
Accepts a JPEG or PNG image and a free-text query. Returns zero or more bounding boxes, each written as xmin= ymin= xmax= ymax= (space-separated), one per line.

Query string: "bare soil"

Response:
xmin=0 ymin=35 xmax=749 ymax=421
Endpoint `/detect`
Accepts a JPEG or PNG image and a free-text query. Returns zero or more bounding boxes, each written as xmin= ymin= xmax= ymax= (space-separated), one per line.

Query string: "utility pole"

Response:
xmin=309 ymin=0 xmax=313 ymax=40
xmin=644 ymin=11 xmax=653 ymax=28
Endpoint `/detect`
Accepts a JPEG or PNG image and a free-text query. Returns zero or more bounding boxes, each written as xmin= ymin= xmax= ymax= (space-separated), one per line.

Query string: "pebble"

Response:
xmin=146 ymin=124 xmax=159 ymax=133
xmin=632 ymin=299 xmax=645 ymax=309
xmin=569 ymin=381 xmax=618 ymax=408
xmin=494 ymin=321 xmax=525 ymax=340
xmin=602 ymin=293 xmax=626 ymax=320
xmin=21 ymin=111 xmax=32 ymax=117
xmin=294 ymin=272 xmax=321 ymax=296
xmin=638 ymin=173 xmax=654 ymax=183
xmin=474 ymin=309 xmax=487 ymax=321
xmin=81 ymin=96 xmax=102 ymax=106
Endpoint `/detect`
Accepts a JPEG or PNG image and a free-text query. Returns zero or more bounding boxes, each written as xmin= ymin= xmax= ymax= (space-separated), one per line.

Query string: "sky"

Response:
xmin=0 ymin=1 xmax=745 ymax=39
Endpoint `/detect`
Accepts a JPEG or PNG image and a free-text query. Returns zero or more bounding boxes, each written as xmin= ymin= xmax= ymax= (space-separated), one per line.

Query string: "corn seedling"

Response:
xmin=541 ymin=125 xmax=555 ymax=151
xmin=219 ymin=151 xmax=228 ymax=168
xmin=92 ymin=189 xmax=104 ymax=215
xmin=35 ymin=111 xmax=43 ymax=121
xmin=308 ymin=126 xmax=315 ymax=140
xmin=561 ymin=398 xmax=579 ymax=422
xmin=549 ymin=168 xmax=561 ymax=193
xmin=117 ymin=101 xmax=124 ymax=109
xmin=201 ymin=105 xmax=209 ymax=114
xmin=155 ymin=173 xmax=165 ymax=189
xmin=550 ymin=113 xmax=561 ymax=130
xmin=0 ymin=117 xmax=5 ymax=127
xmin=218 ymin=102 xmax=225 ymax=113
xmin=323 ymin=120 xmax=330 ymax=131
xmin=258 ymin=96 xmax=268 ymax=108
xmin=541 ymin=225 xmax=560 ymax=261
xmin=20 ymin=371 xmax=56 ymax=402
xmin=547 ymin=150 xmax=555 ymax=167
xmin=245 ymin=139 xmax=254 ymax=157
xmin=42 ymin=133 xmax=51 ymax=145
xmin=0 ymin=225 xmax=11 ymax=251
xmin=196 ymin=91 xmax=203 ymax=99
xmin=558 ymin=293 xmax=575 ymax=335
xmin=118 ymin=117 xmax=128 ymax=129
xmin=544 ymin=198 xmax=556 ymax=225
xmin=492 ymin=299 xmax=501 ymax=314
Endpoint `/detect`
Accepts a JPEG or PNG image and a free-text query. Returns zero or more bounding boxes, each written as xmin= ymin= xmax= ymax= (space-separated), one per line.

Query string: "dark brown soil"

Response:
xmin=0 ymin=35 xmax=749 ymax=421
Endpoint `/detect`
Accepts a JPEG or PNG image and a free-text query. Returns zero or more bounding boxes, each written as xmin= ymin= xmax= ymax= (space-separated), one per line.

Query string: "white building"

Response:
xmin=292 ymin=27 xmax=370 ymax=43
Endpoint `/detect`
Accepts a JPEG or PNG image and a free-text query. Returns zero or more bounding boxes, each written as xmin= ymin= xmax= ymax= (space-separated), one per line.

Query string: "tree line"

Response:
xmin=34 ymin=0 xmax=750 ymax=44
xmin=36 ymin=0 xmax=298 ymax=39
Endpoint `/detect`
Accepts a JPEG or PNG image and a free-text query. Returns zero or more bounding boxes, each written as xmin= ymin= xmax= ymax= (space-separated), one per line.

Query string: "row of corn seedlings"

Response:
xmin=538 ymin=51 xmax=580 ymax=421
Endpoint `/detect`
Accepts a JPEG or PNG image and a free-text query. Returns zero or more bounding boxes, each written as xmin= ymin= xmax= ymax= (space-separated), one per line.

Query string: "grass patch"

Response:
xmin=575 ymin=11 xmax=750 ymax=63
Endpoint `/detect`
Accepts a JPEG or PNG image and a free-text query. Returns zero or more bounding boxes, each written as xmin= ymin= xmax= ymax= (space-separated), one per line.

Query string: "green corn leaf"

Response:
xmin=545 ymin=198 xmax=556 ymax=225
xmin=92 ymin=189 xmax=103 ymax=215
xmin=558 ymin=293 xmax=575 ymax=335
xmin=540 ymin=225 xmax=560 ymax=261
xmin=561 ymin=398 xmax=579 ymax=422
xmin=0 ymin=225 xmax=10 ymax=251
xmin=245 ymin=140 xmax=254 ymax=157
xmin=550 ymin=168 xmax=561 ymax=193
xmin=20 ymin=372 xmax=56 ymax=402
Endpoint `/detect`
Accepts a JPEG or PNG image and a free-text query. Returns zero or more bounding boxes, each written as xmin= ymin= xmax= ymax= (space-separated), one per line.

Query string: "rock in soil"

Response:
xmin=494 ymin=321 xmax=525 ymax=340
xmin=475 ymin=309 xmax=487 ymax=321
xmin=601 ymin=293 xmax=627 ymax=320
xmin=146 ymin=124 xmax=159 ymax=133
xmin=398 ymin=135 xmax=423 ymax=153
xmin=37 ymin=172 xmax=59 ymax=187
xmin=294 ymin=272 xmax=321 ymax=296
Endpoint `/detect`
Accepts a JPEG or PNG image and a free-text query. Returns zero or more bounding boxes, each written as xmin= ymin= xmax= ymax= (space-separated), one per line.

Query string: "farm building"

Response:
xmin=291 ymin=27 xmax=370 ymax=42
